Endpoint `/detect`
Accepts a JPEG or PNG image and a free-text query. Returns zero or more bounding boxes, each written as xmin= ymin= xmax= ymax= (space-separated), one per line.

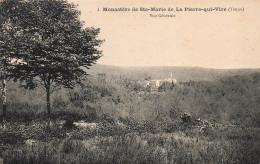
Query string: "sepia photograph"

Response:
xmin=0 ymin=0 xmax=259 ymax=163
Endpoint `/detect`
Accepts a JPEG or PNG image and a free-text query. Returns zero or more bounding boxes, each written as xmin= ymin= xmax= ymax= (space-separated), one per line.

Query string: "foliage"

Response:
xmin=0 ymin=0 xmax=103 ymax=121
xmin=1 ymin=72 xmax=260 ymax=127
xmin=0 ymin=68 xmax=259 ymax=163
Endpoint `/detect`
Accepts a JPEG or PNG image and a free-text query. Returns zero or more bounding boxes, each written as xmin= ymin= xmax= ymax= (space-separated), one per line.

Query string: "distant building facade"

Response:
xmin=141 ymin=72 xmax=177 ymax=91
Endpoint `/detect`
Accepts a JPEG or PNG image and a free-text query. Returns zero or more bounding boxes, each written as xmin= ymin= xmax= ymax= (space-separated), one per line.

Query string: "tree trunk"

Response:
xmin=46 ymin=79 xmax=51 ymax=126
xmin=1 ymin=71 xmax=6 ymax=129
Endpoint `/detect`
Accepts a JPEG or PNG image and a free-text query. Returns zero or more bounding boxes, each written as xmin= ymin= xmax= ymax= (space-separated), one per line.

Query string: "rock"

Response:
xmin=73 ymin=121 xmax=97 ymax=129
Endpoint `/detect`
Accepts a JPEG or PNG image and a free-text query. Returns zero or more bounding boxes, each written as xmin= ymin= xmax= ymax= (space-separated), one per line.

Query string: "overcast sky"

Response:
xmin=68 ymin=0 xmax=260 ymax=69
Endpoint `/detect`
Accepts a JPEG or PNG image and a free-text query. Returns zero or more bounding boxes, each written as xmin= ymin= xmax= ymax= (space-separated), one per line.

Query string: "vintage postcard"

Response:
xmin=0 ymin=0 xmax=259 ymax=163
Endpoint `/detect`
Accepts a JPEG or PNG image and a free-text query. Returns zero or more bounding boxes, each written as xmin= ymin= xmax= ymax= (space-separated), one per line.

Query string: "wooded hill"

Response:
xmin=1 ymin=66 xmax=259 ymax=128
xmin=87 ymin=64 xmax=260 ymax=82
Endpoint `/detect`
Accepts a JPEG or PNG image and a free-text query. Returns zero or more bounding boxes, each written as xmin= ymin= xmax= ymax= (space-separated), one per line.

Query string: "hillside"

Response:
xmin=2 ymin=69 xmax=259 ymax=127
xmin=86 ymin=64 xmax=260 ymax=82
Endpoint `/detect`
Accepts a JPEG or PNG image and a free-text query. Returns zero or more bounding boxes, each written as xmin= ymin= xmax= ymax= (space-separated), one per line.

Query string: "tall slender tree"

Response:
xmin=0 ymin=0 xmax=23 ymax=127
xmin=0 ymin=0 xmax=103 ymax=124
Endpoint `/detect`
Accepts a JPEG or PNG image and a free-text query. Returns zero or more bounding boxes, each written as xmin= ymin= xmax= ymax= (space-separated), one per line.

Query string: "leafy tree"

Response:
xmin=0 ymin=0 xmax=103 ymax=123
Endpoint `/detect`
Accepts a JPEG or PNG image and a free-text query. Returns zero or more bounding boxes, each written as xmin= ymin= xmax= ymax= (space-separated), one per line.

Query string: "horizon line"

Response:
xmin=94 ymin=63 xmax=260 ymax=70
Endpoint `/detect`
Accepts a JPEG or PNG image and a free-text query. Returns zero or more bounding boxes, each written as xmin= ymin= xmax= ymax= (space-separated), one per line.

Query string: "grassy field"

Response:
xmin=1 ymin=121 xmax=260 ymax=164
